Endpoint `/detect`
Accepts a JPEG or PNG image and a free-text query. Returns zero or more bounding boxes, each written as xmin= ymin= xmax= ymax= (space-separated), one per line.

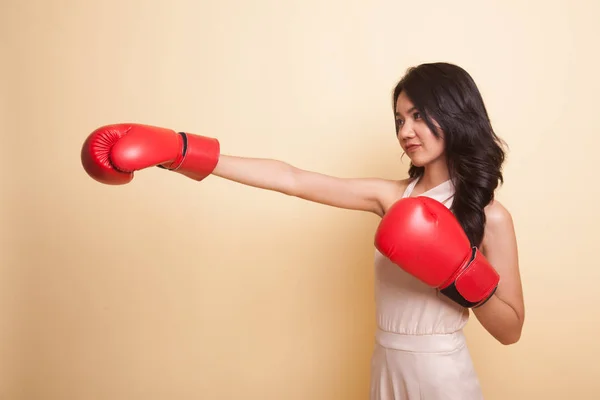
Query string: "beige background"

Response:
xmin=2 ymin=0 xmax=599 ymax=399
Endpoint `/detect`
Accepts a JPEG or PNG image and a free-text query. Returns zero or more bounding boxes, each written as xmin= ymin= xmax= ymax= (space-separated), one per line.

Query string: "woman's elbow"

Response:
xmin=498 ymin=332 xmax=521 ymax=345
xmin=497 ymin=324 xmax=524 ymax=345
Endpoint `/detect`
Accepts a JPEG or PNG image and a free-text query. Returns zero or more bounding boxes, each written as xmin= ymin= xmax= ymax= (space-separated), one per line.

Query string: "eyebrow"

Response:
xmin=395 ymin=106 xmax=417 ymax=117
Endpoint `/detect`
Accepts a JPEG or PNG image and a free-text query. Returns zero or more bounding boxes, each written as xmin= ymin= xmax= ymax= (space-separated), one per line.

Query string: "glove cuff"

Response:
xmin=159 ymin=132 xmax=220 ymax=181
xmin=439 ymin=247 xmax=499 ymax=308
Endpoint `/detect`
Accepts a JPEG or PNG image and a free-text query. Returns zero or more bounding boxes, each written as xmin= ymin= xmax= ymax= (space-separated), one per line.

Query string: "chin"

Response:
xmin=408 ymin=156 xmax=431 ymax=167
xmin=408 ymin=153 xmax=445 ymax=168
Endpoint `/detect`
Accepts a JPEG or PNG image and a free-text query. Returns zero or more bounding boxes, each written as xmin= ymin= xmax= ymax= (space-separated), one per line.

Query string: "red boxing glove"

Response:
xmin=80 ymin=123 xmax=220 ymax=185
xmin=374 ymin=196 xmax=499 ymax=308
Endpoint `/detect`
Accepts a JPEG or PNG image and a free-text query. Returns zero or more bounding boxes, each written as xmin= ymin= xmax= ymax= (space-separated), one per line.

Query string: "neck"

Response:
xmin=420 ymin=160 xmax=450 ymax=190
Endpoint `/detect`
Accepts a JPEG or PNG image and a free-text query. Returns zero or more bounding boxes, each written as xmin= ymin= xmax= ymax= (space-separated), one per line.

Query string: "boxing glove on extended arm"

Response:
xmin=80 ymin=123 xmax=220 ymax=185
xmin=374 ymin=196 xmax=499 ymax=308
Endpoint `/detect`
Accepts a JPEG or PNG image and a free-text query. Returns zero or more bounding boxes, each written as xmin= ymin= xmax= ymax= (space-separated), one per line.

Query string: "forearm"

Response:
xmin=473 ymin=293 xmax=524 ymax=345
xmin=212 ymin=154 xmax=296 ymax=194
xmin=210 ymin=154 xmax=392 ymax=213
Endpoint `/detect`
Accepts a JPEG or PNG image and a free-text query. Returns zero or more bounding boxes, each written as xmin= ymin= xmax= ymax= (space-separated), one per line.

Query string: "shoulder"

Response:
xmin=484 ymin=200 xmax=514 ymax=230
xmin=482 ymin=199 xmax=516 ymax=249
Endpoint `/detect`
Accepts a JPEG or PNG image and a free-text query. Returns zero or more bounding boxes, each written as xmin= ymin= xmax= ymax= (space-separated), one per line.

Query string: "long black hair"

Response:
xmin=392 ymin=62 xmax=506 ymax=248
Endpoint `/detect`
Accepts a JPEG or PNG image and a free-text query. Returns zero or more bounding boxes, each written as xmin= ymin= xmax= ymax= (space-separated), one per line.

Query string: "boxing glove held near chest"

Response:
xmin=374 ymin=196 xmax=499 ymax=308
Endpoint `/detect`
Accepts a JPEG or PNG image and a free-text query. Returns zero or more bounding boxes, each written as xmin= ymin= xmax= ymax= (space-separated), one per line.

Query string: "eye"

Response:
xmin=413 ymin=112 xmax=421 ymax=120
xmin=395 ymin=119 xmax=403 ymax=133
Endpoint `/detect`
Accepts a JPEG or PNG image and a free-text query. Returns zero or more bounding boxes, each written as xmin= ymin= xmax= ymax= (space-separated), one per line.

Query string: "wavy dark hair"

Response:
xmin=392 ymin=62 xmax=507 ymax=247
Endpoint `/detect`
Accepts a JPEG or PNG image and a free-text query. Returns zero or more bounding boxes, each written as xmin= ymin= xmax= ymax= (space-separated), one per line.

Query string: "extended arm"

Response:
xmin=80 ymin=123 xmax=401 ymax=216
xmin=213 ymin=154 xmax=400 ymax=215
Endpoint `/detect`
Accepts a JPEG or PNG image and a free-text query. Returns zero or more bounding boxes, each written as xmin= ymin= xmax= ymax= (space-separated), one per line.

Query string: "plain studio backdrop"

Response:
xmin=1 ymin=0 xmax=599 ymax=399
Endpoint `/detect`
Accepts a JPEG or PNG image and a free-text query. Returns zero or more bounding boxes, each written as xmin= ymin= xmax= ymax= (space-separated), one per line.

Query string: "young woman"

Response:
xmin=82 ymin=62 xmax=525 ymax=400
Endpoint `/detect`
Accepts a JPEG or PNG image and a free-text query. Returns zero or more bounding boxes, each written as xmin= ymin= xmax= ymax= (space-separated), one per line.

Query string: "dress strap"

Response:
xmin=402 ymin=177 xmax=420 ymax=198
xmin=402 ymin=176 xmax=455 ymax=207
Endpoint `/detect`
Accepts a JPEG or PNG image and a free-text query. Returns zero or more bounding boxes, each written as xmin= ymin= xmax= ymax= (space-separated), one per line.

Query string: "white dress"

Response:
xmin=370 ymin=177 xmax=484 ymax=400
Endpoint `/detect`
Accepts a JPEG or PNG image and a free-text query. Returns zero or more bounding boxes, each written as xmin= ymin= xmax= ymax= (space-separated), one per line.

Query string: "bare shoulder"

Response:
xmin=482 ymin=199 xmax=518 ymax=256
xmin=484 ymin=200 xmax=515 ymax=234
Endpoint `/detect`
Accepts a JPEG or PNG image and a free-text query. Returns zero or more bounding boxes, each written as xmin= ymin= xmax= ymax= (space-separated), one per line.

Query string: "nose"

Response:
xmin=397 ymin=120 xmax=415 ymax=140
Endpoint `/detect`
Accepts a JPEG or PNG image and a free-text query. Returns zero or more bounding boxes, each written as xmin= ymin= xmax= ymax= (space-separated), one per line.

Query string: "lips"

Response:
xmin=405 ymin=144 xmax=421 ymax=152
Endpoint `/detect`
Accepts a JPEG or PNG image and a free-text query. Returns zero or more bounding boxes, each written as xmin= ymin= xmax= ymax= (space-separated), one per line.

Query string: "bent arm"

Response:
xmin=212 ymin=154 xmax=401 ymax=216
xmin=473 ymin=202 xmax=525 ymax=345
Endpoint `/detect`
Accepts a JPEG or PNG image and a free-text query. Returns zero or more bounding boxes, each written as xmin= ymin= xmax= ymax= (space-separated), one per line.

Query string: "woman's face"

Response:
xmin=395 ymin=91 xmax=445 ymax=168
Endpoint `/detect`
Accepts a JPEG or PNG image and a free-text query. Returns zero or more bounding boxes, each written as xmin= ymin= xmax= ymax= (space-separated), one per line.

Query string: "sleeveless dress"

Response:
xmin=370 ymin=177 xmax=484 ymax=400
